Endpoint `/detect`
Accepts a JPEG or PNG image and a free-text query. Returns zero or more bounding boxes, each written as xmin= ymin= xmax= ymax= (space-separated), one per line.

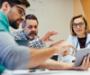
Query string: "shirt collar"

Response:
xmin=0 ymin=10 xmax=10 ymax=32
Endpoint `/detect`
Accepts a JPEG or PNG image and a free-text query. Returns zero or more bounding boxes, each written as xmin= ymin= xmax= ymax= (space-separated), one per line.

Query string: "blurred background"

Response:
xmin=12 ymin=0 xmax=90 ymax=41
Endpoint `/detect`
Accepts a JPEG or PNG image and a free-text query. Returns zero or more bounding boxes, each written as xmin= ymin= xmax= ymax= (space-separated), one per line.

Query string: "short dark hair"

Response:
xmin=70 ymin=14 xmax=89 ymax=36
xmin=22 ymin=14 xmax=39 ymax=28
xmin=0 ymin=0 xmax=30 ymax=8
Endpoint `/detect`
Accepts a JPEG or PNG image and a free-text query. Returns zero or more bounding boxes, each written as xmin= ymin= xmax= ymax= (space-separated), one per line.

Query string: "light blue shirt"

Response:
xmin=0 ymin=10 xmax=30 ymax=70
xmin=67 ymin=34 xmax=90 ymax=50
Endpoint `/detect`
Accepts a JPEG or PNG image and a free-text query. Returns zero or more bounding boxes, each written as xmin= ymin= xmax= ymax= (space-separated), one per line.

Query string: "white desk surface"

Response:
xmin=30 ymin=70 xmax=90 ymax=75
xmin=13 ymin=69 xmax=90 ymax=75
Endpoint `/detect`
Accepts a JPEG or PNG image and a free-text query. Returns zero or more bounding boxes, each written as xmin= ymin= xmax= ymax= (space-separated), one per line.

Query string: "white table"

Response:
xmin=13 ymin=69 xmax=90 ymax=75
xmin=30 ymin=70 xmax=90 ymax=75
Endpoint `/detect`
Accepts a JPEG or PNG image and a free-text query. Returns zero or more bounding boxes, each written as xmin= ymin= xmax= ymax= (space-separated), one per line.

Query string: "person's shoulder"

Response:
xmin=12 ymin=30 xmax=26 ymax=40
xmin=13 ymin=30 xmax=22 ymax=35
xmin=87 ymin=33 xmax=90 ymax=41
xmin=0 ymin=32 xmax=16 ymax=45
xmin=87 ymin=33 xmax=90 ymax=37
xmin=0 ymin=32 xmax=10 ymax=36
xmin=68 ymin=34 xmax=76 ymax=39
xmin=67 ymin=34 xmax=77 ymax=42
xmin=0 ymin=32 xmax=14 ymax=39
xmin=12 ymin=30 xmax=23 ymax=37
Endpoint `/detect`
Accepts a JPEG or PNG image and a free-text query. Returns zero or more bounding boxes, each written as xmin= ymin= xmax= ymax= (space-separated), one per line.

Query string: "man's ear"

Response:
xmin=1 ymin=2 xmax=11 ymax=13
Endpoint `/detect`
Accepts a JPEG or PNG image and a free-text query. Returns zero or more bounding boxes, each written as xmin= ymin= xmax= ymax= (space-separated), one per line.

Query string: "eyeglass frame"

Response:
xmin=72 ymin=22 xmax=85 ymax=28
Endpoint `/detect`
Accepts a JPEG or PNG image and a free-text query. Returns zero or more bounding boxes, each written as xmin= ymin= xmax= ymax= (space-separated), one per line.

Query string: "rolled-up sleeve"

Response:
xmin=0 ymin=32 xmax=30 ymax=70
xmin=1 ymin=45 xmax=30 ymax=70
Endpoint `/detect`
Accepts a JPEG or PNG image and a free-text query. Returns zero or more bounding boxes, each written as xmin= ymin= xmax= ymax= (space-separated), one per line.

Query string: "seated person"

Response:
xmin=0 ymin=0 xmax=63 ymax=70
xmin=67 ymin=15 xmax=90 ymax=50
xmin=12 ymin=14 xmax=58 ymax=48
xmin=59 ymin=15 xmax=90 ymax=63
xmin=12 ymin=14 xmax=59 ymax=60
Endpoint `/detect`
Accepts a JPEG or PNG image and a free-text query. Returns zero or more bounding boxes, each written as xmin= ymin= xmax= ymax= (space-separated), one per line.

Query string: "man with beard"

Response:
xmin=13 ymin=14 xmax=58 ymax=48
xmin=13 ymin=14 xmax=62 ymax=61
xmin=0 ymin=0 xmax=90 ymax=74
xmin=0 ymin=0 xmax=63 ymax=70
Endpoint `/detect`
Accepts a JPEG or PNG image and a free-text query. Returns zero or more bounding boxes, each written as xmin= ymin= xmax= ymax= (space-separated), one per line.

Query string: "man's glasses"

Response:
xmin=16 ymin=5 xmax=25 ymax=16
xmin=73 ymin=22 xmax=85 ymax=28
xmin=13 ymin=5 xmax=26 ymax=24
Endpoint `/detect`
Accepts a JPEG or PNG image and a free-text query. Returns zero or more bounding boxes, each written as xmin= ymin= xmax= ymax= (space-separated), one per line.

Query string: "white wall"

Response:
xmin=26 ymin=0 xmax=73 ymax=40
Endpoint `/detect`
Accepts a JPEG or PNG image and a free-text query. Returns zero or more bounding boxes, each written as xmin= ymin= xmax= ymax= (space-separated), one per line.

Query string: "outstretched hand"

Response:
xmin=41 ymin=31 xmax=58 ymax=42
xmin=80 ymin=54 xmax=90 ymax=70
xmin=51 ymin=41 xmax=74 ymax=55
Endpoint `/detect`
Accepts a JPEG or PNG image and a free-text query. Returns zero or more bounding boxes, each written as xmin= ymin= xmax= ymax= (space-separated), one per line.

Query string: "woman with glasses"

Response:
xmin=58 ymin=15 xmax=90 ymax=64
xmin=67 ymin=15 xmax=90 ymax=50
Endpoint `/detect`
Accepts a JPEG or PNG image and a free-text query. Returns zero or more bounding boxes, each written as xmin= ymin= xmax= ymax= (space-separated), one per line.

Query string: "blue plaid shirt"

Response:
xmin=12 ymin=30 xmax=46 ymax=48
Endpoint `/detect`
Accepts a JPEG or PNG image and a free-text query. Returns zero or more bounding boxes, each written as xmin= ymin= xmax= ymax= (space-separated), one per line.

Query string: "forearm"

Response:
xmin=38 ymin=59 xmax=74 ymax=70
xmin=28 ymin=47 xmax=57 ymax=68
xmin=39 ymin=59 xmax=87 ymax=71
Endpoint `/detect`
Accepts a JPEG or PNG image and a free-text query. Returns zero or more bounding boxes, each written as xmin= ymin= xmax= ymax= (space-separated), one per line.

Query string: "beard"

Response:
xmin=27 ymin=31 xmax=38 ymax=40
xmin=29 ymin=31 xmax=37 ymax=36
xmin=9 ymin=20 xmax=19 ymax=29
xmin=8 ymin=9 xmax=20 ymax=29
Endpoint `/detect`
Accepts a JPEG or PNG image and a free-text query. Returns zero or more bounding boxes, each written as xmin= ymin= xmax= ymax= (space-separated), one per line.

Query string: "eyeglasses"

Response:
xmin=15 ymin=5 xmax=25 ymax=16
xmin=73 ymin=22 xmax=85 ymax=28
xmin=12 ymin=5 xmax=26 ymax=24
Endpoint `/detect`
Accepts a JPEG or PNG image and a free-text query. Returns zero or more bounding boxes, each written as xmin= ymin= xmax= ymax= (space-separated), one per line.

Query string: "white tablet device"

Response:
xmin=75 ymin=48 xmax=90 ymax=66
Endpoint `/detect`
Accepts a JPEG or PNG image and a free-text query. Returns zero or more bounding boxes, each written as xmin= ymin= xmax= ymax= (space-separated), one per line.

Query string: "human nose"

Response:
xmin=76 ymin=25 xmax=80 ymax=28
xmin=31 ymin=27 xmax=36 ymax=31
